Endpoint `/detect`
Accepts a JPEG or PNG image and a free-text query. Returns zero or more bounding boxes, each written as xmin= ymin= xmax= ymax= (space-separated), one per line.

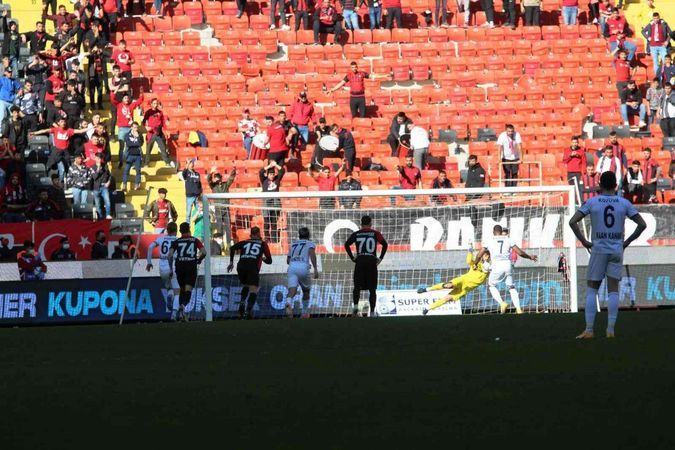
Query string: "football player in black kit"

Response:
xmin=228 ymin=226 xmax=272 ymax=319
xmin=168 ymin=222 xmax=206 ymax=322
xmin=344 ymin=215 xmax=388 ymax=317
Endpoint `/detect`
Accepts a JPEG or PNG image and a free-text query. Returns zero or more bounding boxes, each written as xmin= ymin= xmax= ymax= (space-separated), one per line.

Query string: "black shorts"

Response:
xmin=175 ymin=263 xmax=198 ymax=288
xmin=237 ymin=261 xmax=260 ymax=286
xmin=354 ymin=259 xmax=378 ymax=291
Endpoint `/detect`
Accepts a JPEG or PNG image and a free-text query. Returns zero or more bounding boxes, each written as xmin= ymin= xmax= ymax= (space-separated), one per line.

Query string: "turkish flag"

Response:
xmin=34 ymin=219 xmax=111 ymax=261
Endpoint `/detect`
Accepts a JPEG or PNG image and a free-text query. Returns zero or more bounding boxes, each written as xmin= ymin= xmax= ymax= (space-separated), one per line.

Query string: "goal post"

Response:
xmin=195 ymin=185 xmax=577 ymax=321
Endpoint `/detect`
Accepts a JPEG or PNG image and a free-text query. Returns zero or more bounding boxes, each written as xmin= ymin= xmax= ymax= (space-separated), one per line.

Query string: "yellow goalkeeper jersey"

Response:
xmin=460 ymin=251 xmax=489 ymax=286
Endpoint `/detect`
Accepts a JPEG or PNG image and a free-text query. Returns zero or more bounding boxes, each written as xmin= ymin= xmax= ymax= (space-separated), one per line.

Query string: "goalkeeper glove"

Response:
xmin=417 ymin=287 xmax=427 ymax=294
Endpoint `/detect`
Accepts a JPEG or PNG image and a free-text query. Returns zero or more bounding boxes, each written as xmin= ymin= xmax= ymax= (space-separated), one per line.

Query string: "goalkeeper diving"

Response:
xmin=418 ymin=245 xmax=491 ymax=316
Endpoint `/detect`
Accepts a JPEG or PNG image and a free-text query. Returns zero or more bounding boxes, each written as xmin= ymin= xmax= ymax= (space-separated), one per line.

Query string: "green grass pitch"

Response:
xmin=1 ymin=311 xmax=672 ymax=449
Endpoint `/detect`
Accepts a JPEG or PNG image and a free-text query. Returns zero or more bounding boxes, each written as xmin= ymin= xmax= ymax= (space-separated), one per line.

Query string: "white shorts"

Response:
xmin=160 ymin=270 xmax=179 ymax=290
xmin=488 ymin=261 xmax=513 ymax=287
xmin=288 ymin=263 xmax=311 ymax=290
xmin=587 ymin=251 xmax=623 ymax=282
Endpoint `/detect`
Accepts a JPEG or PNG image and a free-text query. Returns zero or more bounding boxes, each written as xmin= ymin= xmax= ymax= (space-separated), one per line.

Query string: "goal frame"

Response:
xmin=201 ymin=185 xmax=578 ymax=321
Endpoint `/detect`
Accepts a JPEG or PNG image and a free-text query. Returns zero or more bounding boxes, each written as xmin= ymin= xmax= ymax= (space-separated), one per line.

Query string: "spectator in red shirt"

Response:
xmin=287 ymin=92 xmax=316 ymax=149
xmin=328 ymin=61 xmax=388 ymax=118
xmin=312 ymin=0 xmax=342 ymax=45
xmin=383 ymin=0 xmax=402 ymax=29
xmin=83 ymin=134 xmax=105 ymax=168
xmin=397 ymin=155 xmax=421 ymax=190
xmin=44 ymin=67 xmax=64 ymax=107
xmin=142 ymin=98 xmax=173 ymax=167
xmin=101 ymin=0 xmax=120 ymax=35
xmin=563 ymin=136 xmax=587 ymax=201
xmin=580 ymin=164 xmax=600 ymax=202
xmin=309 ymin=163 xmax=345 ymax=209
xmin=642 ymin=147 xmax=661 ymax=203
xmin=45 ymin=5 xmax=77 ymax=31
xmin=18 ymin=240 xmax=47 ymax=281
xmin=31 ymin=116 xmax=88 ymax=181
xmin=613 ymin=49 xmax=635 ymax=97
xmin=263 ymin=115 xmax=296 ymax=165
xmin=111 ymin=40 xmax=134 ymax=79
xmin=604 ymin=9 xmax=637 ymax=61
xmin=114 ymin=89 xmax=144 ymax=168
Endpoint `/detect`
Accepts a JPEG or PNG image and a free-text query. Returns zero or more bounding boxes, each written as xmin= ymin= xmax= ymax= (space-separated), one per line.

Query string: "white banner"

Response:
xmin=376 ymin=289 xmax=462 ymax=317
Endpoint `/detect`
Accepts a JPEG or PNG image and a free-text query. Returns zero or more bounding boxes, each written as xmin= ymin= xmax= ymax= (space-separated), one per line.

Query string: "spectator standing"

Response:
xmin=481 ymin=0 xmax=495 ymax=28
xmin=341 ymin=0 xmax=360 ymax=29
xmin=91 ymin=230 xmax=109 ymax=260
xmin=259 ymin=160 xmax=285 ymax=243
xmin=641 ymin=12 xmax=671 ymax=79
xmin=114 ymin=90 xmax=144 ymax=168
xmin=562 ymin=0 xmax=578 ymax=26
xmin=503 ymin=0 xmax=517 ymax=28
xmin=313 ymin=0 xmax=342 ymax=45
xmin=620 ymin=79 xmax=647 ymax=128
xmin=84 ymin=134 xmax=105 ymax=168
xmin=431 ymin=170 xmax=455 ymax=205
xmin=1 ymin=107 xmax=28 ymax=158
xmin=496 ymin=124 xmax=521 ymax=187
xmin=58 ymin=80 xmax=85 ymax=128
xmin=642 ymin=148 xmax=661 ymax=203
xmin=657 ymin=82 xmax=675 ymax=137
xmin=646 ymin=78 xmax=664 ymax=125
xmin=0 ymin=67 xmax=21 ymax=125
xmin=111 ymin=40 xmax=135 ymax=80
xmin=383 ymin=0 xmax=403 ymax=29
xmin=595 ymin=146 xmax=622 ymax=184
xmin=408 ymin=122 xmax=430 ymax=170
xmin=25 ymin=188 xmax=60 ymax=221
xmin=454 ymin=0 xmax=470 ymax=27
xmin=108 ymin=65 xmax=129 ymax=132
xmin=598 ymin=0 xmax=611 ymax=29
xmin=31 ymin=117 xmax=88 ymax=181
xmin=614 ymin=50 xmax=634 ymax=97
xmin=21 ymin=21 xmax=54 ymax=55
xmin=91 ymin=152 xmax=113 ymax=219
xmin=310 ymin=117 xmax=332 ymax=169
xmin=147 ymin=187 xmax=178 ymax=234
xmin=83 ymin=26 xmax=107 ymax=110
xmin=18 ymin=241 xmax=47 ymax=281
xmin=287 ymin=92 xmax=316 ymax=151
xmin=465 ymin=154 xmax=486 ymax=200
xmin=623 ymin=160 xmax=644 ymax=203
xmin=180 ymin=159 xmax=203 ymax=222
xmin=588 ymin=0 xmax=600 ymax=25
xmin=238 ymin=109 xmax=259 ymax=158
xmin=2 ymin=172 xmax=28 ymax=222
xmin=563 ymin=136 xmax=587 ymax=200
xmin=397 ymin=155 xmax=421 ymax=190
xmin=192 ymin=201 xmax=213 ymax=241
xmin=580 ymin=164 xmax=600 ymax=202
xmin=310 ymin=164 xmax=344 ymax=209
xmin=328 ymin=61 xmax=388 ymax=118
xmin=604 ymin=131 xmax=628 ymax=168
xmin=523 ymin=0 xmax=541 ymax=26
xmin=263 ymin=114 xmax=295 ymax=165
xmin=207 ymin=165 xmax=236 ymax=242
xmin=1 ymin=11 xmax=21 ymax=78
xmin=211 ymin=232 xmax=224 ymax=256
xmin=142 ymin=98 xmax=173 ymax=167
xmin=662 ymin=55 xmax=675 ymax=86
xmin=387 ymin=112 xmax=413 ymax=157
xmin=50 ymin=237 xmax=76 ymax=261
xmin=122 ymin=122 xmax=143 ymax=191
xmin=14 ymin=81 xmax=42 ymax=132
xmin=270 ymin=0 xmax=291 ymax=30
xmin=363 ymin=0 xmax=382 ymax=30
xmin=330 ymin=123 xmax=357 ymax=170
xmin=338 ymin=169 xmax=362 ymax=208
xmin=66 ymin=153 xmax=91 ymax=206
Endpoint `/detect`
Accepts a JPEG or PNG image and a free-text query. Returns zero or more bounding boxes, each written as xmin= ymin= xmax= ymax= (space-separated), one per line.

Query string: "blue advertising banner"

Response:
xmin=0 ymin=264 xmax=673 ymax=326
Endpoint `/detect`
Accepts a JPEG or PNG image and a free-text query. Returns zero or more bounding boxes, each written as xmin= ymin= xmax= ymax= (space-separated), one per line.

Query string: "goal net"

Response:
xmin=190 ymin=186 xmax=577 ymax=321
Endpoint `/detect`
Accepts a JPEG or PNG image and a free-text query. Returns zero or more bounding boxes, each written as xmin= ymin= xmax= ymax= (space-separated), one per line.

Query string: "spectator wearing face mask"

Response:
xmin=211 ymin=232 xmax=225 ymax=256
xmin=112 ymin=236 xmax=136 ymax=259
xmin=50 ymin=237 xmax=76 ymax=261
xmin=18 ymin=240 xmax=47 ymax=281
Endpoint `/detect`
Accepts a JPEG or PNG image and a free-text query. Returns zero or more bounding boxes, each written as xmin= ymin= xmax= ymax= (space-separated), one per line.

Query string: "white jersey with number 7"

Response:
xmin=578 ymin=194 xmax=639 ymax=254
xmin=486 ymin=236 xmax=516 ymax=263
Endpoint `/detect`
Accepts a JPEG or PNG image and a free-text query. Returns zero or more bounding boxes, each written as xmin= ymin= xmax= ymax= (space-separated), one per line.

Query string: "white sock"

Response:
xmin=585 ymin=287 xmax=598 ymax=332
xmin=607 ymin=291 xmax=619 ymax=333
xmin=489 ymin=286 xmax=504 ymax=305
xmin=509 ymin=288 xmax=521 ymax=310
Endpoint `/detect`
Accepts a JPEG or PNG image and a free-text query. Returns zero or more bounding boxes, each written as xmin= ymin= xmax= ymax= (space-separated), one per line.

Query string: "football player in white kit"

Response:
xmin=569 ymin=171 xmax=646 ymax=339
xmin=285 ymin=227 xmax=319 ymax=319
xmin=146 ymin=222 xmax=180 ymax=321
xmin=475 ymin=224 xmax=538 ymax=314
